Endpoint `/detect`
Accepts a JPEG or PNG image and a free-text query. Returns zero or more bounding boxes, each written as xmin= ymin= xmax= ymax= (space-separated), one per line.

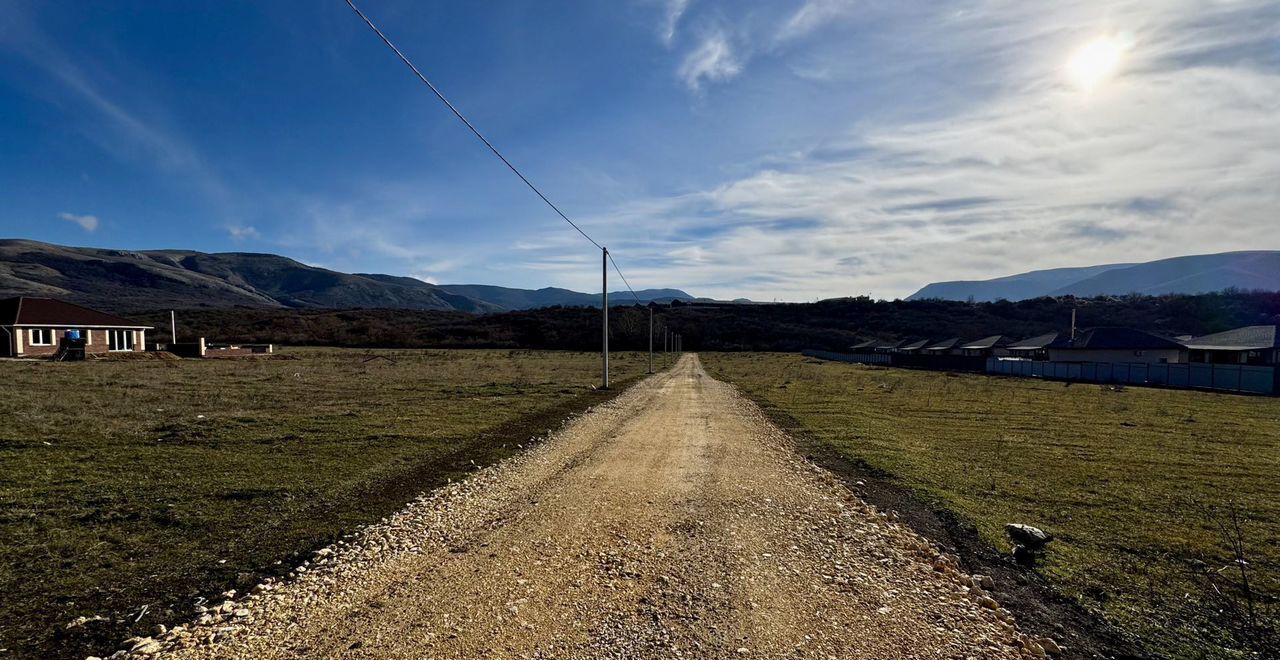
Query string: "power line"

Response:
xmin=606 ymin=252 xmax=642 ymax=304
xmin=343 ymin=0 xmax=603 ymax=251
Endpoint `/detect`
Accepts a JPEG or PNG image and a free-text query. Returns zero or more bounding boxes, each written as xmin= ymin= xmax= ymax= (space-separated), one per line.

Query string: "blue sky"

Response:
xmin=1 ymin=1 xmax=1278 ymax=300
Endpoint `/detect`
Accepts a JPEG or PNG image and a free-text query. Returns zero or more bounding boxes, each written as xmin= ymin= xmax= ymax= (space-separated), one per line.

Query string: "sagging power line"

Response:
xmin=343 ymin=0 xmax=661 ymax=387
xmin=343 ymin=0 xmax=601 ymax=251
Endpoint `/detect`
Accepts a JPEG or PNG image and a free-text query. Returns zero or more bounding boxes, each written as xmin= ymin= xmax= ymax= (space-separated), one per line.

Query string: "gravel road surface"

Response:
xmin=120 ymin=356 xmax=1057 ymax=659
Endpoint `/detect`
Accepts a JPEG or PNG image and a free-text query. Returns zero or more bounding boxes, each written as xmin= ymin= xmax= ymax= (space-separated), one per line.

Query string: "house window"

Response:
xmin=108 ymin=329 xmax=135 ymax=351
xmin=1133 ymin=350 xmax=1145 ymax=357
xmin=29 ymin=328 xmax=52 ymax=345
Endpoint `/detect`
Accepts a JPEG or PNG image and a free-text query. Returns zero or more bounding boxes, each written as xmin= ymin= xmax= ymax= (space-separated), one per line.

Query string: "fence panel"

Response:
xmin=1189 ymin=364 xmax=1212 ymax=389
xmin=1240 ymin=366 xmax=1274 ymax=394
xmin=816 ymin=350 xmax=1277 ymax=395
xmin=1213 ymin=365 xmax=1241 ymax=391
xmin=801 ymin=350 xmax=890 ymax=365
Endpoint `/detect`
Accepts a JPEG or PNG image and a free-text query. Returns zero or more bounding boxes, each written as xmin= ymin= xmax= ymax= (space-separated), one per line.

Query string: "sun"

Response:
xmin=1066 ymin=35 xmax=1128 ymax=91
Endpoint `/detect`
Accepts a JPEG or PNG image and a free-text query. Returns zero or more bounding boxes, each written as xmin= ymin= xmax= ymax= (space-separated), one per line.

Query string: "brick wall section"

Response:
xmin=12 ymin=327 xmax=146 ymax=358
xmin=204 ymin=344 xmax=273 ymax=358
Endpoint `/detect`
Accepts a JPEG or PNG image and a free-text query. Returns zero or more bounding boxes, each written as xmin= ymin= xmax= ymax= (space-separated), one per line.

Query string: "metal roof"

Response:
xmin=1184 ymin=325 xmax=1279 ymax=351
xmin=0 ymin=297 xmax=151 ymax=328
xmin=874 ymin=339 xmax=906 ymax=350
xmin=898 ymin=339 xmax=930 ymax=351
xmin=850 ymin=339 xmax=878 ymax=350
xmin=959 ymin=335 xmax=1014 ymax=350
xmin=1047 ymin=327 xmax=1184 ymax=351
xmin=924 ymin=337 xmax=962 ymax=351
xmin=1007 ymin=332 xmax=1059 ymax=350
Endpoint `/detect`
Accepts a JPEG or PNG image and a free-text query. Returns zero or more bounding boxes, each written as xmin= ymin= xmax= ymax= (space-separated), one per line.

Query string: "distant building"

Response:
xmin=922 ymin=337 xmax=963 ymax=355
xmin=850 ymin=339 xmax=878 ymax=352
xmin=0 ymin=297 xmax=151 ymax=358
xmin=896 ymin=339 xmax=930 ymax=354
xmin=1006 ymin=332 xmax=1059 ymax=360
xmin=873 ymin=339 xmax=906 ymax=354
xmin=1183 ymin=325 xmax=1280 ymax=365
xmin=958 ymin=335 xmax=1015 ymax=358
xmin=1046 ymin=327 xmax=1187 ymax=364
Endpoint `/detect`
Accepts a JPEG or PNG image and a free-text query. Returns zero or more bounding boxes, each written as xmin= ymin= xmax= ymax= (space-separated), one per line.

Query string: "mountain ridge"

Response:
xmin=0 ymin=239 xmax=701 ymax=313
xmin=908 ymin=251 xmax=1280 ymax=302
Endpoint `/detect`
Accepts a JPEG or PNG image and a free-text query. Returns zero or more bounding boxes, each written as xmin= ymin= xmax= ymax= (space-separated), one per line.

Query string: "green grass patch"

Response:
xmin=0 ymin=348 xmax=651 ymax=657
xmin=701 ymin=352 xmax=1280 ymax=658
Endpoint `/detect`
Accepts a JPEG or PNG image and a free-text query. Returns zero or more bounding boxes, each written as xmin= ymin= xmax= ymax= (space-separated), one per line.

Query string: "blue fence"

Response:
xmin=985 ymin=359 xmax=1278 ymax=395
xmin=801 ymin=350 xmax=891 ymax=365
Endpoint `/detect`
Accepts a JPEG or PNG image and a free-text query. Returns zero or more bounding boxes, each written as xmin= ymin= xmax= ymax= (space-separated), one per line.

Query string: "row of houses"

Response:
xmin=823 ymin=324 xmax=1280 ymax=395
xmin=850 ymin=326 xmax=1280 ymax=367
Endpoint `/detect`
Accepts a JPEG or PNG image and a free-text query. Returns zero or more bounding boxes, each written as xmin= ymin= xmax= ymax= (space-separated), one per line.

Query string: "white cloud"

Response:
xmin=227 ymin=225 xmax=261 ymax=240
xmin=678 ymin=30 xmax=742 ymax=90
xmin=661 ymin=0 xmax=690 ymax=46
xmin=599 ymin=0 xmax=1280 ymax=300
xmin=57 ymin=212 xmax=98 ymax=232
xmin=778 ymin=0 xmax=858 ymax=42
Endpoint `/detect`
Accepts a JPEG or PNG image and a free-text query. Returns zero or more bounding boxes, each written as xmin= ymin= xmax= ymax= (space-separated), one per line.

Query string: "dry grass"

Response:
xmin=702 ymin=352 xmax=1280 ymax=658
xmin=0 ymin=348 xmax=650 ymax=658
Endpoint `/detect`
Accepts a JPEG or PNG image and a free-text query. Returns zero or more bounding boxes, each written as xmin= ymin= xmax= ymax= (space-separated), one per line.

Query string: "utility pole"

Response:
xmin=648 ymin=306 xmax=654 ymax=374
xmin=170 ymin=310 xmax=177 ymax=345
xmin=602 ymin=247 xmax=609 ymax=390
xmin=664 ymin=328 xmax=669 ymax=365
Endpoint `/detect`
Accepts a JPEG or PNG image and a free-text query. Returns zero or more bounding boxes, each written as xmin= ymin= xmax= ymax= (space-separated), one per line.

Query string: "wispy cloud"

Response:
xmin=678 ymin=30 xmax=742 ymax=90
xmin=778 ymin=0 xmax=857 ymax=42
xmin=0 ymin=5 xmax=233 ymax=205
xmin=57 ymin=212 xmax=98 ymax=232
xmin=607 ymin=0 xmax=1280 ymax=300
xmin=226 ymin=225 xmax=261 ymax=241
xmin=661 ymin=0 xmax=691 ymax=46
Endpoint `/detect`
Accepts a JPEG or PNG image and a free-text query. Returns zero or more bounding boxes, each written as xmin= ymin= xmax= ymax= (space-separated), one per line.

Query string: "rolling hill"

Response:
xmin=908 ymin=251 xmax=1280 ymax=302
xmin=437 ymin=284 xmax=703 ymax=310
xmin=0 ymin=239 xmax=698 ymax=313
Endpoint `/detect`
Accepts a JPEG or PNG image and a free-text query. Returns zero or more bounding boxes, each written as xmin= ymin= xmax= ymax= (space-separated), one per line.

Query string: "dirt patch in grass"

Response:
xmin=0 ymin=348 xmax=649 ymax=659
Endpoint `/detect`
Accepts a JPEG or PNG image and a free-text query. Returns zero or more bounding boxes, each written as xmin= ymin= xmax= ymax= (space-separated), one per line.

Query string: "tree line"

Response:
xmin=136 ymin=290 xmax=1280 ymax=352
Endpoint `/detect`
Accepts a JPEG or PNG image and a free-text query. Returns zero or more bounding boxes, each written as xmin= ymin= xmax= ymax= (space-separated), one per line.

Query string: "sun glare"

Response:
xmin=1066 ymin=35 xmax=1128 ymax=91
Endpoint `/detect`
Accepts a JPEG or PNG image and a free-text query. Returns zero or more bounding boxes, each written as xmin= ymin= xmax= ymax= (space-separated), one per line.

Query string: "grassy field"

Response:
xmin=702 ymin=353 xmax=1280 ymax=658
xmin=0 ymin=348 xmax=651 ymax=658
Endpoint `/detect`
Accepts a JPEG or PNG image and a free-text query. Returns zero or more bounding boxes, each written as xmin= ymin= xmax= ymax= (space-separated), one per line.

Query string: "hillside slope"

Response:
xmin=908 ymin=264 xmax=1131 ymax=302
xmin=437 ymin=284 xmax=696 ymax=310
xmin=909 ymin=251 xmax=1280 ymax=301
xmin=0 ymin=240 xmax=492 ymax=312
xmin=1049 ymin=251 xmax=1280 ymax=297
xmin=0 ymin=240 xmax=701 ymax=313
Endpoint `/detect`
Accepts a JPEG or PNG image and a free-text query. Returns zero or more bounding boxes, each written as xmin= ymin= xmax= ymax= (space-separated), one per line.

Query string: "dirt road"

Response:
xmin=135 ymin=356 xmax=1046 ymax=658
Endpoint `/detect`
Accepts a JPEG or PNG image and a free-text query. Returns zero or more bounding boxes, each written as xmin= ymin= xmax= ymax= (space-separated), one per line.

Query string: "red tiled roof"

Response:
xmin=0 ymin=297 xmax=151 ymax=328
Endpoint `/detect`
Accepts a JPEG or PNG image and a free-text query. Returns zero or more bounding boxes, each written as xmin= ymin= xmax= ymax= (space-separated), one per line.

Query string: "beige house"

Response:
xmin=0 ymin=297 xmax=151 ymax=358
xmin=1046 ymin=327 xmax=1187 ymax=365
